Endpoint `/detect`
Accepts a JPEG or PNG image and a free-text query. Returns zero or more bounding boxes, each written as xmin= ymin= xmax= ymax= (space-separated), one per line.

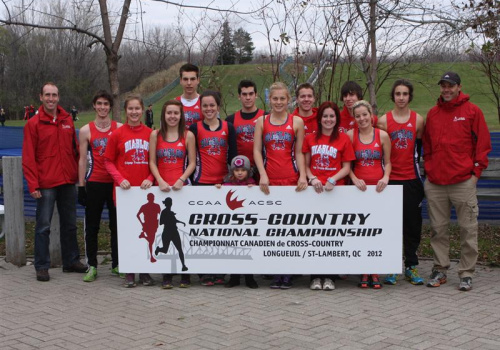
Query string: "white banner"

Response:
xmin=117 ymin=186 xmax=402 ymax=274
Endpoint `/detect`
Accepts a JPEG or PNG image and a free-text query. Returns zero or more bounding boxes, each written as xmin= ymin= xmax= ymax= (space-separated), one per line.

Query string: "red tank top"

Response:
xmin=156 ymin=132 xmax=187 ymax=185
xmin=352 ymin=128 xmax=384 ymax=185
xmin=262 ymin=114 xmax=298 ymax=181
xmin=176 ymin=96 xmax=202 ymax=128
xmin=386 ymin=111 xmax=419 ymax=180
xmin=86 ymin=121 xmax=118 ymax=183
xmin=194 ymin=121 xmax=230 ymax=184
xmin=233 ymin=109 xmax=264 ymax=165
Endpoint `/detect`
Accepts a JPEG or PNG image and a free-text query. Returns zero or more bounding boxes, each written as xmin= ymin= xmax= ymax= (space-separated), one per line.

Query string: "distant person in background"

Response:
xmin=424 ymin=71 xmax=491 ymax=292
xmin=22 ymin=82 xmax=87 ymax=282
xmin=29 ymin=104 xmax=35 ymax=119
xmin=176 ymin=63 xmax=203 ymax=128
xmin=292 ymin=83 xmax=318 ymax=136
xmin=70 ymin=106 xmax=79 ymax=121
xmin=78 ymin=90 xmax=122 ymax=282
xmin=24 ymin=106 xmax=29 ymax=120
xmin=145 ymin=104 xmax=154 ymax=128
xmin=0 ymin=108 xmax=6 ymax=126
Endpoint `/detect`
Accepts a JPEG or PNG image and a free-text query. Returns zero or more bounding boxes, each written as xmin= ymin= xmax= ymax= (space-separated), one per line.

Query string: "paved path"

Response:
xmin=1 ymin=259 xmax=500 ymax=350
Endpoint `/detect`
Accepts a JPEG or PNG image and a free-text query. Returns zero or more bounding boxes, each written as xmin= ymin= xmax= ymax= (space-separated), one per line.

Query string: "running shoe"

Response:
xmin=179 ymin=276 xmax=191 ymax=288
xmin=281 ymin=275 xmax=292 ymax=289
xmin=139 ymin=273 xmax=155 ymax=286
xmin=458 ymin=277 xmax=472 ymax=291
xmin=270 ymin=275 xmax=282 ymax=289
xmin=201 ymin=275 xmax=214 ymax=286
xmin=370 ymin=274 xmax=382 ymax=289
xmin=323 ymin=278 xmax=335 ymax=291
xmin=310 ymin=278 xmax=322 ymax=290
xmin=111 ymin=266 xmax=125 ymax=278
xmin=162 ymin=275 xmax=173 ymax=289
xmin=427 ymin=270 xmax=447 ymax=287
xmin=214 ymin=276 xmax=226 ymax=285
xmin=83 ymin=266 xmax=97 ymax=282
xmin=359 ymin=274 xmax=369 ymax=288
xmin=124 ymin=273 xmax=136 ymax=288
xmin=245 ymin=276 xmax=258 ymax=289
xmin=405 ymin=266 xmax=424 ymax=285
xmin=384 ymin=274 xmax=397 ymax=285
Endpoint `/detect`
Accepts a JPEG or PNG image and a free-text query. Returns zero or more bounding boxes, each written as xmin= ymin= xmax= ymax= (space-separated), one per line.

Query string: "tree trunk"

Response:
xmin=368 ymin=0 xmax=378 ymax=115
xmin=107 ymin=52 xmax=121 ymax=122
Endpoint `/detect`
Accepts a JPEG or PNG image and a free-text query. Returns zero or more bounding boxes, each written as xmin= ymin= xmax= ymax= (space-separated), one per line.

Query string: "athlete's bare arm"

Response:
xmin=253 ymin=116 xmax=269 ymax=194
xmin=377 ymin=130 xmax=392 ymax=193
xmin=377 ymin=114 xmax=388 ymax=131
xmin=293 ymin=116 xmax=307 ymax=192
xmin=78 ymin=124 xmax=91 ymax=187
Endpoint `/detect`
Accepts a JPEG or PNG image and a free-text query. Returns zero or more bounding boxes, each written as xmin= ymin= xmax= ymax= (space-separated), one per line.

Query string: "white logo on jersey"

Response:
xmin=286 ymin=125 xmax=292 ymax=130
xmin=407 ymin=123 xmax=413 ymax=127
xmin=374 ymin=143 xmax=380 ymax=147
xmin=453 ymin=116 xmax=465 ymax=122
xmin=177 ymin=142 xmax=183 ymax=147
xmin=194 ymin=105 xmax=200 ymax=109
xmin=221 ymin=131 xmax=227 ymax=135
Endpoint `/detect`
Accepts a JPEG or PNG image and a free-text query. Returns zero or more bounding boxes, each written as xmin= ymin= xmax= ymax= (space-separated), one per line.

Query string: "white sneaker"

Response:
xmin=323 ymin=278 xmax=335 ymax=290
xmin=310 ymin=278 xmax=322 ymax=290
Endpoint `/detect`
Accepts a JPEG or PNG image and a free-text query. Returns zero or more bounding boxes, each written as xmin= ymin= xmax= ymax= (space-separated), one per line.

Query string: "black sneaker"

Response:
xmin=62 ymin=261 xmax=87 ymax=273
xmin=36 ymin=269 xmax=50 ymax=282
xmin=281 ymin=275 xmax=292 ymax=289
xmin=245 ymin=275 xmax=258 ymax=289
xmin=225 ymin=276 xmax=241 ymax=288
xmin=270 ymin=275 xmax=282 ymax=289
xmin=139 ymin=273 xmax=155 ymax=286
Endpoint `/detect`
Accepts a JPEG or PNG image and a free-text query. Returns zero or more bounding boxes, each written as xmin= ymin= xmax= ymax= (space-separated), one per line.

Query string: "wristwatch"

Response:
xmin=327 ymin=178 xmax=336 ymax=186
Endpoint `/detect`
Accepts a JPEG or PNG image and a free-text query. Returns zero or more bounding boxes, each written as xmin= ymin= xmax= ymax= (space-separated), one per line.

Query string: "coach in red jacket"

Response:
xmin=22 ymin=82 xmax=87 ymax=282
xmin=423 ymin=72 xmax=491 ymax=292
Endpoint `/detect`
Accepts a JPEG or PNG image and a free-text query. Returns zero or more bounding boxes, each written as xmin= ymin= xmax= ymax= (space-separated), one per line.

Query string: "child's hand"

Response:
xmin=215 ymin=184 xmax=222 ymax=189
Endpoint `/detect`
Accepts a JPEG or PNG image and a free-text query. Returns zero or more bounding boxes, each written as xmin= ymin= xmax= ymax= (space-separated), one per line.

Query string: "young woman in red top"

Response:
xmin=347 ymin=100 xmax=391 ymax=289
xmin=253 ymin=82 xmax=307 ymax=290
xmin=149 ymin=99 xmax=196 ymax=289
xmin=189 ymin=90 xmax=237 ymax=286
xmin=302 ymin=101 xmax=356 ymax=291
xmin=104 ymin=94 xmax=155 ymax=288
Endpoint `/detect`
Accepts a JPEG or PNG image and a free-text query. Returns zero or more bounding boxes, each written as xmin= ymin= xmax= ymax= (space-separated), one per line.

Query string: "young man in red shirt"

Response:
xmin=377 ymin=79 xmax=425 ymax=286
xmin=338 ymin=81 xmax=377 ymax=133
xmin=78 ymin=90 xmax=123 ymax=282
xmin=225 ymin=80 xmax=265 ymax=167
xmin=292 ymin=83 xmax=318 ymax=136
xmin=176 ymin=63 xmax=202 ymax=128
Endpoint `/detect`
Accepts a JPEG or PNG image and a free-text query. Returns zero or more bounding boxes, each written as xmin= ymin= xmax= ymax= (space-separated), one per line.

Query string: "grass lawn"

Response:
xmin=1 ymin=221 xmax=499 ymax=266
xmin=4 ymin=61 xmax=500 ymax=131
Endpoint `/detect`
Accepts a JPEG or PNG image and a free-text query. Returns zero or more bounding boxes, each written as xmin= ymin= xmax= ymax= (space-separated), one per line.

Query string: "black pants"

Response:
xmin=389 ymin=178 xmax=424 ymax=267
xmin=84 ymin=182 xmax=118 ymax=268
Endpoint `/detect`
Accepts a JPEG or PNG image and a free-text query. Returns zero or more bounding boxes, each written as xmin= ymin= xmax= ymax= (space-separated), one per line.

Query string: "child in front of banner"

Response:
xmin=215 ymin=155 xmax=258 ymax=288
xmin=150 ymin=99 xmax=196 ymax=289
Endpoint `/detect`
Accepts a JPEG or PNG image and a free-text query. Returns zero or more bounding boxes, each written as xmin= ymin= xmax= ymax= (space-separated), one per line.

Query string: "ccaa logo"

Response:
xmin=226 ymin=190 xmax=245 ymax=210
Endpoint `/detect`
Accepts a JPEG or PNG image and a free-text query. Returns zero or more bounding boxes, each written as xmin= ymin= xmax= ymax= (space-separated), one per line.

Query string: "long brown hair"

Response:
xmin=160 ymin=100 xmax=185 ymax=141
xmin=316 ymin=101 xmax=341 ymax=143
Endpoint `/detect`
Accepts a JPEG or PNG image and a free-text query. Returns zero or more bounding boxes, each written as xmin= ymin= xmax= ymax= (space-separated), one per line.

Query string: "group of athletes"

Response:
xmin=23 ymin=63 xmax=491 ymax=292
